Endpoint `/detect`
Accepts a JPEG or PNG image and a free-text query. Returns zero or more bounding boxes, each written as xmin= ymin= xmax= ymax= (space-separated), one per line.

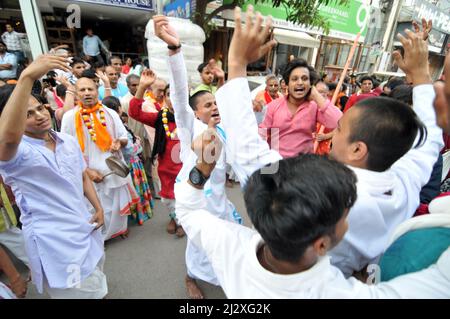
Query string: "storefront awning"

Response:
xmin=273 ymin=28 xmax=320 ymax=48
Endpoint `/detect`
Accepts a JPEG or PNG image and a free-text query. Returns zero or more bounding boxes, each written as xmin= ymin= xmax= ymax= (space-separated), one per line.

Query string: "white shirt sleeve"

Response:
xmin=390 ymin=84 xmax=444 ymax=216
xmin=351 ymin=248 xmax=450 ymax=298
xmin=174 ymin=180 xmax=243 ymax=279
xmin=215 ymin=78 xmax=282 ymax=186
xmin=168 ymin=52 xmax=195 ymax=162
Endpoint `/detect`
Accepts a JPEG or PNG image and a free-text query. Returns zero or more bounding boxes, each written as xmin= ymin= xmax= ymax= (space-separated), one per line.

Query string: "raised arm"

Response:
xmin=389 ymin=28 xmax=444 ymax=215
xmin=128 ymin=96 xmax=158 ymax=128
xmin=215 ymin=6 xmax=280 ymax=185
xmin=0 ymin=54 xmax=70 ymax=161
xmin=153 ymin=15 xmax=195 ymax=153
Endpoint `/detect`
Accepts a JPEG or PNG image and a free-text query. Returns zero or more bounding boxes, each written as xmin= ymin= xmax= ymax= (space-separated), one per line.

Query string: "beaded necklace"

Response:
xmin=162 ymin=107 xmax=177 ymax=140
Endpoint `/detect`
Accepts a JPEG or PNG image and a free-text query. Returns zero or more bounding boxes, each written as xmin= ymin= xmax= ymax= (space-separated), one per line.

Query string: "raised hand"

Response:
xmin=228 ymin=6 xmax=277 ymax=79
xmin=208 ymin=58 xmax=225 ymax=80
xmin=153 ymin=15 xmax=180 ymax=47
xmin=191 ymin=127 xmax=222 ymax=178
xmin=412 ymin=18 xmax=432 ymax=41
xmin=56 ymin=75 xmax=75 ymax=91
xmin=49 ymin=44 xmax=69 ymax=54
xmin=139 ymin=69 xmax=156 ymax=89
xmin=392 ymin=29 xmax=431 ymax=86
xmin=20 ymin=54 xmax=71 ymax=81
xmin=95 ymin=71 xmax=110 ymax=86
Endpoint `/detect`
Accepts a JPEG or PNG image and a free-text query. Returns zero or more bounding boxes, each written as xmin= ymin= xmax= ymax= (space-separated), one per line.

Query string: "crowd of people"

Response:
xmin=0 ymin=6 xmax=449 ymax=299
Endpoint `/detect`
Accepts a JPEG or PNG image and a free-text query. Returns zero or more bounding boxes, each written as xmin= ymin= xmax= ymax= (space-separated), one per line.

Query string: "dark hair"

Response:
xmin=386 ymin=77 xmax=405 ymax=91
xmin=0 ymin=84 xmax=47 ymax=115
xmin=282 ymin=58 xmax=318 ymax=86
xmin=102 ymin=96 xmax=121 ymax=112
xmin=70 ymin=57 xmax=85 ymax=67
xmin=359 ymin=76 xmax=373 ymax=85
xmin=151 ymin=109 xmax=175 ymax=164
xmin=81 ymin=68 xmax=97 ymax=79
xmin=244 ymin=154 xmax=357 ymax=262
xmin=328 ymin=82 xmax=337 ymax=91
xmin=188 ymin=90 xmax=210 ymax=111
xmin=131 ymin=58 xmax=142 ymax=68
xmin=104 ymin=97 xmax=137 ymax=144
xmin=197 ymin=62 xmax=209 ymax=73
xmin=350 ymin=97 xmax=426 ymax=172
xmin=108 ymin=56 xmax=122 ymax=65
xmin=56 ymin=84 xmax=67 ymax=99
xmin=389 ymin=84 xmax=413 ymax=106
xmin=93 ymin=61 xmax=105 ymax=70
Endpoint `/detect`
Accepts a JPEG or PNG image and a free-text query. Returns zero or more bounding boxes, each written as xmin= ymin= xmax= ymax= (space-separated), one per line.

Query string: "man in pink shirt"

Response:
xmin=259 ymin=59 xmax=342 ymax=158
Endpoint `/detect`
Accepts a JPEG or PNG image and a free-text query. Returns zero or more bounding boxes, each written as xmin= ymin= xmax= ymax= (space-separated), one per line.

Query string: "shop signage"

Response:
xmin=396 ymin=22 xmax=447 ymax=53
xmin=163 ymin=0 xmax=194 ymax=18
xmin=412 ymin=0 xmax=450 ymax=35
xmin=73 ymin=0 xmax=154 ymax=11
xmin=223 ymin=0 xmax=370 ymax=41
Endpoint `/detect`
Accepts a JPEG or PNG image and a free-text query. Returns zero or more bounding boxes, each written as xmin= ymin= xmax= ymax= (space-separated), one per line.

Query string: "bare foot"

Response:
xmin=175 ymin=225 xmax=185 ymax=238
xmin=166 ymin=219 xmax=176 ymax=234
xmin=185 ymin=276 xmax=204 ymax=299
xmin=120 ymin=229 xmax=129 ymax=239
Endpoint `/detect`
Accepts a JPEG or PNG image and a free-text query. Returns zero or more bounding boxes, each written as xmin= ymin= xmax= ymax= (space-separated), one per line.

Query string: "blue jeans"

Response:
xmin=9 ymin=50 xmax=25 ymax=65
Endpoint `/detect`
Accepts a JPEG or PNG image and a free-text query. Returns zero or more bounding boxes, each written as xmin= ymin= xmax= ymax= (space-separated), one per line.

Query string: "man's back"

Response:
xmin=329 ymin=84 xmax=444 ymax=276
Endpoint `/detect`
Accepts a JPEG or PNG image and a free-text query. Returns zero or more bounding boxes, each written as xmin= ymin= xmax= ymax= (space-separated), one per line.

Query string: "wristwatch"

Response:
xmin=168 ymin=43 xmax=182 ymax=50
xmin=189 ymin=166 xmax=209 ymax=188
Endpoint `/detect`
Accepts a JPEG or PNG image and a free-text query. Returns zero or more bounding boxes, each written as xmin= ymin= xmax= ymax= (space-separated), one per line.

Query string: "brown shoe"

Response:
xmin=226 ymin=180 xmax=233 ymax=188
xmin=166 ymin=219 xmax=177 ymax=234
xmin=175 ymin=225 xmax=185 ymax=238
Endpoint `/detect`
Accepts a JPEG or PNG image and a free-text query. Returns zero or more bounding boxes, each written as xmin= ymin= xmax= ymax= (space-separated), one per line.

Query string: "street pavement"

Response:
xmin=7 ymin=183 xmax=249 ymax=299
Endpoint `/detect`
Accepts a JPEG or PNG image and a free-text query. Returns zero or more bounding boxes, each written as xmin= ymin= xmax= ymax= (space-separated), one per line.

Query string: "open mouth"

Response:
xmin=294 ymin=87 xmax=306 ymax=95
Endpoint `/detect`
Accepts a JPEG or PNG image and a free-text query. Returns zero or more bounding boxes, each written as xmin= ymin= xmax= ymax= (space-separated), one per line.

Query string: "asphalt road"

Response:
xmin=6 ymin=183 xmax=249 ymax=299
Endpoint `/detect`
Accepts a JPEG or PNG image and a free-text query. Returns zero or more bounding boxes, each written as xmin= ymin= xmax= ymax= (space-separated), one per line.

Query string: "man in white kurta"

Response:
xmin=61 ymin=77 xmax=134 ymax=241
xmin=154 ymin=17 xmax=242 ymax=295
xmin=213 ymin=19 xmax=444 ymax=278
xmin=173 ymin=10 xmax=450 ymax=297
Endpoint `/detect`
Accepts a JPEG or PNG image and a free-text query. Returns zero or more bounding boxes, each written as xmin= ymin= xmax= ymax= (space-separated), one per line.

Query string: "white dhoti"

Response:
xmin=93 ymin=183 xmax=132 ymax=241
xmin=44 ymin=255 xmax=107 ymax=299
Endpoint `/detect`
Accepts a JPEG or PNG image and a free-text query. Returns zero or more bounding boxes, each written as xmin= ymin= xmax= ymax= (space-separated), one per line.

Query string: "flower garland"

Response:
xmin=81 ymin=109 xmax=107 ymax=143
xmin=162 ymin=107 xmax=177 ymax=140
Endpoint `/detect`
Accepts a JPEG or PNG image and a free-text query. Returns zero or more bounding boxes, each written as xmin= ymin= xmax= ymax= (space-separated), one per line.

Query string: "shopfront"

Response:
xmin=391 ymin=0 xmax=450 ymax=80
xmin=17 ymin=0 xmax=155 ymax=60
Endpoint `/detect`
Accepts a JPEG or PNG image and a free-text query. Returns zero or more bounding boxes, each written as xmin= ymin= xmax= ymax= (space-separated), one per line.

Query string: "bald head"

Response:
xmin=105 ymin=65 xmax=119 ymax=88
xmin=76 ymin=77 xmax=99 ymax=108
xmin=152 ymin=78 xmax=168 ymax=104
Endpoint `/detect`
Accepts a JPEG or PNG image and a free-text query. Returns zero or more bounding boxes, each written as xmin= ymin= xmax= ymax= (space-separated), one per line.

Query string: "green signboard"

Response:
xmin=223 ymin=0 xmax=369 ymax=41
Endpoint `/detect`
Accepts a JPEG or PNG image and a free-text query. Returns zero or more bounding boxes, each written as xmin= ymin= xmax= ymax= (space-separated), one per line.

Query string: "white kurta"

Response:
xmin=61 ymin=105 xmax=133 ymax=240
xmin=214 ymin=78 xmax=444 ymax=277
xmin=168 ymin=52 xmax=241 ymax=285
xmin=175 ymin=180 xmax=450 ymax=298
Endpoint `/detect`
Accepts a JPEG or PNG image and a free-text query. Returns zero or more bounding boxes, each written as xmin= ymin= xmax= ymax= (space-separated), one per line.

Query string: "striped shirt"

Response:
xmin=1 ymin=31 xmax=25 ymax=51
